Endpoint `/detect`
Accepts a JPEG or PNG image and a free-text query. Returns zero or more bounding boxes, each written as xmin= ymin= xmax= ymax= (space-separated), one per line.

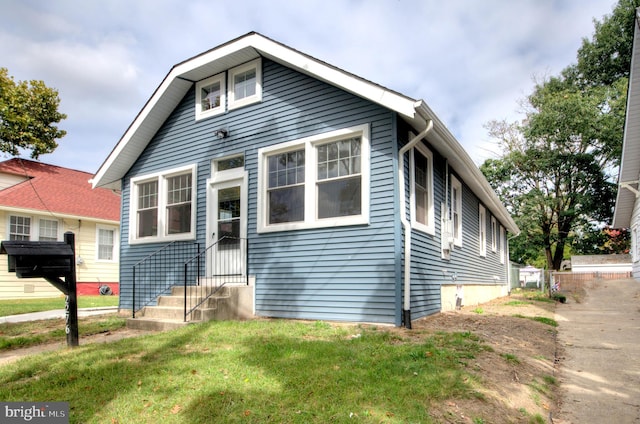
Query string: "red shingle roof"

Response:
xmin=0 ymin=158 xmax=120 ymax=222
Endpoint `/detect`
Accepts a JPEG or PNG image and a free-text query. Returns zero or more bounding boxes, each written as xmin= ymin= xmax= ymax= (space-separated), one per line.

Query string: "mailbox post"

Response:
xmin=1 ymin=232 xmax=79 ymax=347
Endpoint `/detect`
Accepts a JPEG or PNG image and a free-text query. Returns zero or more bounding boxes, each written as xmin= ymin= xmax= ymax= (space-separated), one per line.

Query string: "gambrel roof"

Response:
xmin=0 ymin=158 xmax=120 ymax=222
xmin=92 ymin=32 xmax=518 ymax=234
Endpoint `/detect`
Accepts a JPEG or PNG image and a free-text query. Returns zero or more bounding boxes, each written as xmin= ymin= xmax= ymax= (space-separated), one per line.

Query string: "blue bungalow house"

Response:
xmin=92 ymin=32 xmax=519 ymax=328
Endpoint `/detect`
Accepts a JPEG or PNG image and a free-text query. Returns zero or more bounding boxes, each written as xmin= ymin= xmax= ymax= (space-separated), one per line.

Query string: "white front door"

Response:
xmin=208 ymin=176 xmax=247 ymax=280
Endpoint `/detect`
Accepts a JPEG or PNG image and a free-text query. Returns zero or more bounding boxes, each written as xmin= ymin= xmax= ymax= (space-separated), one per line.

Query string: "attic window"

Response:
xmin=195 ymin=73 xmax=225 ymax=120
xmin=228 ymin=58 xmax=262 ymax=110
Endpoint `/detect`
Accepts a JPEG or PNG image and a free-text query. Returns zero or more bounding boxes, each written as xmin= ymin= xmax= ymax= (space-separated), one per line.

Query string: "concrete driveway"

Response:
xmin=554 ymin=278 xmax=640 ymax=423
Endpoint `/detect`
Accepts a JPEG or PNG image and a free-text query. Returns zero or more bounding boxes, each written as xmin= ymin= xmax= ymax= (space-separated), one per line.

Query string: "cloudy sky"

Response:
xmin=1 ymin=0 xmax=617 ymax=174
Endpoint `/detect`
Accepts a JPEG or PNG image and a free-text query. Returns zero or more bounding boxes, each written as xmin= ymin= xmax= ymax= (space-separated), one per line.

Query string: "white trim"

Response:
xmin=128 ymin=164 xmax=197 ymax=244
xmin=96 ymin=224 xmax=119 ymax=262
xmin=409 ymin=142 xmax=435 ymax=235
xmin=195 ymin=73 xmax=226 ymax=120
xmin=228 ymin=58 xmax=262 ymax=110
xmin=257 ymin=124 xmax=370 ymax=233
xmin=491 ymin=216 xmax=497 ymax=252
xmin=500 ymin=225 xmax=506 ymax=264
xmin=478 ymin=205 xmax=486 ymax=257
xmin=451 ymin=175 xmax=462 ymax=247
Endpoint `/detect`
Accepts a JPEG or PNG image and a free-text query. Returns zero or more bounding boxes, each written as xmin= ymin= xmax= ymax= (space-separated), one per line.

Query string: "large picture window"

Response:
xmin=130 ymin=165 xmax=196 ymax=243
xmin=258 ymin=125 xmax=370 ymax=232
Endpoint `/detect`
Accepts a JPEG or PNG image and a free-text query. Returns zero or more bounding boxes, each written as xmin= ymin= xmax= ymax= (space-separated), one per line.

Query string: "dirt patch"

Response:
xmin=0 ymin=293 xmax=560 ymax=422
xmin=405 ymin=292 xmax=560 ymax=423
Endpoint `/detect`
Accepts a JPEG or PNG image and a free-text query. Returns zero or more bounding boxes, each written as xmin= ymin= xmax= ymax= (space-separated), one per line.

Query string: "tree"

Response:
xmin=0 ymin=68 xmax=67 ymax=159
xmin=482 ymin=0 xmax=635 ymax=269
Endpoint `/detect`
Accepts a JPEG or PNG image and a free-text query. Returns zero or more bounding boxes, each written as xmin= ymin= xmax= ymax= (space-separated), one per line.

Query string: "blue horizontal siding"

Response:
xmin=119 ymin=59 xmax=401 ymax=324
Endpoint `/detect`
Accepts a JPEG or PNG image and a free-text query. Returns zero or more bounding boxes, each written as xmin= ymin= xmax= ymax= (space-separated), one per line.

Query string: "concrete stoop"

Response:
xmin=127 ymin=285 xmax=254 ymax=331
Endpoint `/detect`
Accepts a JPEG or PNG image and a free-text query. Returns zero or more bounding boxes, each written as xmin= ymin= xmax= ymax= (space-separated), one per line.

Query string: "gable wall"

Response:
xmin=119 ymin=60 xmax=402 ymax=324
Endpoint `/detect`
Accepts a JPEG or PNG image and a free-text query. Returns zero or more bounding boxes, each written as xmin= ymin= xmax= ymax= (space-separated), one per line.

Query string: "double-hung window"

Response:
xmin=195 ymin=73 xmax=225 ymax=120
xmin=229 ymin=59 xmax=262 ymax=110
xmin=97 ymin=226 xmax=118 ymax=261
xmin=9 ymin=216 xmax=31 ymax=240
xmin=130 ymin=165 xmax=196 ymax=243
xmin=451 ymin=175 xmax=462 ymax=246
xmin=258 ymin=125 xmax=370 ymax=232
xmin=491 ymin=217 xmax=497 ymax=252
xmin=478 ymin=205 xmax=486 ymax=256
xmin=39 ymin=219 xmax=58 ymax=241
xmin=410 ymin=142 xmax=434 ymax=234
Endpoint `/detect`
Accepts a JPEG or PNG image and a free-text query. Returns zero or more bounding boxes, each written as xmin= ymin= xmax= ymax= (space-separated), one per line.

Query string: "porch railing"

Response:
xmin=183 ymin=236 xmax=248 ymax=322
xmin=132 ymin=241 xmax=200 ymax=318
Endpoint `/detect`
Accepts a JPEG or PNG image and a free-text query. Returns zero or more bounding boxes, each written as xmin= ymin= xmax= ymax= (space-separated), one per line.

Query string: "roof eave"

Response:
xmin=93 ymin=32 xmax=417 ymax=189
xmin=414 ymin=101 xmax=520 ymax=235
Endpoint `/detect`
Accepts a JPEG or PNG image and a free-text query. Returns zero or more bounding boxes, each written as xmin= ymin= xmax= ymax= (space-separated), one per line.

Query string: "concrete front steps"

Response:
xmin=127 ymin=284 xmax=254 ymax=331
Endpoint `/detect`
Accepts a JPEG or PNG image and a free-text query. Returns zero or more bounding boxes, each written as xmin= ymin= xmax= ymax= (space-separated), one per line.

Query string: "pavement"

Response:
xmin=554 ymin=278 xmax=640 ymax=423
xmin=0 ymin=306 xmax=119 ymax=323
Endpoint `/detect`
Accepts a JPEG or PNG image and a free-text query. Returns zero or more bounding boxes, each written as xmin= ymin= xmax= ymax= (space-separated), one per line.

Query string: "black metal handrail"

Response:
xmin=183 ymin=236 xmax=248 ymax=322
xmin=132 ymin=241 xmax=200 ymax=318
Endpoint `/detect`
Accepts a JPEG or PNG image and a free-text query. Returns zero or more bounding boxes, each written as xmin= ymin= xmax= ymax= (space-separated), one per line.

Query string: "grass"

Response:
xmin=513 ymin=314 xmax=558 ymax=327
xmin=0 ymin=316 xmax=127 ymax=350
xmin=500 ymin=353 xmax=521 ymax=365
xmin=0 ymin=320 xmax=491 ymax=423
xmin=0 ymin=296 xmax=119 ymax=317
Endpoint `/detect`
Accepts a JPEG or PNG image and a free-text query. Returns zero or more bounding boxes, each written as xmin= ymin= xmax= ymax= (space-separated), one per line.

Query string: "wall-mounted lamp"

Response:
xmin=215 ymin=128 xmax=229 ymax=139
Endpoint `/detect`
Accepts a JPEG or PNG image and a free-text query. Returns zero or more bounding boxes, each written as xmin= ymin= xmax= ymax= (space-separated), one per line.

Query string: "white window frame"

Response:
xmin=8 ymin=215 xmax=32 ymax=240
xmin=478 ymin=205 xmax=486 ymax=257
xmin=500 ymin=225 xmax=506 ymax=264
xmin=631 ymin=224 xmax=640 ymax=262
xmin=8 ymin=215 xmax=62 ymax=241
xmin=195 ymin=73 xmax=226 ymax=120
xmin=228 ymin=58 xmax=262 ymax=111
xmin=491 ymin=216 xmax=497 ymax=252
xmin=257 ymin=124 xmax=370 ymax=233
xmin=38 ymin=218 xmax=60 ymax=241
xmin=451 ymin=175 xmax=462 ymax=247
xmin=96 ymin=225 xmax=119 ymax=262
xmin=129 ymin=164 xmax=197 ymax=244
xmin=410 ymin=142 xmax=435 ymax=235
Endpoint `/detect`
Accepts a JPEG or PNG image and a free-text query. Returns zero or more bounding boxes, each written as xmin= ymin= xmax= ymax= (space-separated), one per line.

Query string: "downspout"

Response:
xmin=398 ymin=119 xmax=433 ymax=328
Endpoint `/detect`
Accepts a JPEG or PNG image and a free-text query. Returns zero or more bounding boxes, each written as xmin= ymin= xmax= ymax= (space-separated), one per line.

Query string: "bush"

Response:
xmin=551 ymin=293 xmax=566 ymax=303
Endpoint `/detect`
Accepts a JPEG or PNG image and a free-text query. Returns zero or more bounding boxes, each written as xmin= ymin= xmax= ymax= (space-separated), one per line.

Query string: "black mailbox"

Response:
xmin=1 ymin=232 xmax=79 ymax=347
xmin=2 ymin=241 xmax=74 ymax=278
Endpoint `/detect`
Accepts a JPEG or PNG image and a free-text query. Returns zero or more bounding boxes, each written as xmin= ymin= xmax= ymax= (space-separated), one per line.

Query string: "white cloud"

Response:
xmin=0 ymin=0 xmax=618 ymax=172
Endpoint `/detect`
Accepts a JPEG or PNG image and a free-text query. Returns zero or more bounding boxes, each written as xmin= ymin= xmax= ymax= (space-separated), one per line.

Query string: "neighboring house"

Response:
xmin=613 ymin=8 xmax=640 ymax=279
xmin=92 ymin=32 xmax=519 ymax=327
xmin=0 ymin=158 xmax=120 ymax=298
xmin=570 ymin=254 xmax=632 ymax=274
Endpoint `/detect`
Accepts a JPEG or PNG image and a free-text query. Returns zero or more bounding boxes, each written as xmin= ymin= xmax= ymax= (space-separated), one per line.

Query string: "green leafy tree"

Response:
xmin=0 ymin=68 xmax=67 ymax=159
xmin=482 ymin=0 xmax=635 ymax=268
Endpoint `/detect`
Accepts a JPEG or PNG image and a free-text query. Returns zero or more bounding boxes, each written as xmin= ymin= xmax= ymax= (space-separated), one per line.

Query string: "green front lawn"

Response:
xmin=0 ymin=320 xmax=489 ymax=423
xmin=0 ymin=296 xmax=119 ymax=317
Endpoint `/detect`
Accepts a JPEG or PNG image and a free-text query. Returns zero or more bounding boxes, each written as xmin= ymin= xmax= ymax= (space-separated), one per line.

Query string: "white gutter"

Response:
xmin=398 ymin=119 xmax=433 ymax=328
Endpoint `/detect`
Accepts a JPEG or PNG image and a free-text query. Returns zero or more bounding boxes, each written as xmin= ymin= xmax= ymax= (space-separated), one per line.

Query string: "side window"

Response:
xmin=451 ymin=175 xmax=462 ymax=246
xmin=410 ymin=143 xmax=434 ymax=234
xmin=491 ymin=217 xmax=497 ymax=252
xmin=97 ymin=227 xmax=118 ymax=261
xmin=479 ymin=205 xmax=486 ymax=257
xmin=39 ymin=219 xmax=59 ymax=241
